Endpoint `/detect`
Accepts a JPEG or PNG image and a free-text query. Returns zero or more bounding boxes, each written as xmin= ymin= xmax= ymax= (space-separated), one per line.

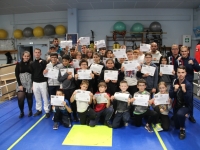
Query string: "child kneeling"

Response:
xmin=52 ymin=89 xmax=72 ymax=130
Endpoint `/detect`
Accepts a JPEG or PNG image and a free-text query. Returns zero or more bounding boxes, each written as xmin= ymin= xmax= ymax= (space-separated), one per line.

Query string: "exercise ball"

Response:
xmin=44 ymin=24 xmax=55 ymax=36
xmin=13 ymin=29 xmax=23 ymax=39
xmin=23 ymin=27 xmax=33 ymax=37
xmin=149 ymin=21 xmax=161 ymax=32
xmin=130 ymin=23 xmax=144 ymax=38
xmin=113 ymin=22 xmax=126 ymax=32
xmin=55 ymin=25 xmax=66 ymax=35
xmin=0 ymin=29 xmax=8 ymax=39
xmin=33 ymin=26 xmax=44 ymax=38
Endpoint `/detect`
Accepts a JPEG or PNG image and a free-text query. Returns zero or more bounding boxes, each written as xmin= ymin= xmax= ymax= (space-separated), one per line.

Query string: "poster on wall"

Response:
xmin=66 ymin=33 xmax=78 ymax=46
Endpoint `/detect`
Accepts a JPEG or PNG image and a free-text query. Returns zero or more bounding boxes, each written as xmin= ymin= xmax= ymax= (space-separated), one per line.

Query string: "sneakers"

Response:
xmin=53 ymin=122 xmax=59 ymax=130
xmin=45 ymin=113 xmax=50 ymax=119
xmin=179 ymin=129 xmax=186 ymax=140
xmin=104 ymin=121 xmax=112 ymax=128
xmin=19 ymin=112 xmax=24 ymax=118
xmin=145 ymin=124 xmax=153 ymax=133
xmin=33 ymin=110 xmax=42 ymax=117
xmin=28 ymin=111 xmax=32 ymax=117
xmin=124 ymin=122 xmax=129 ymax=127
xmin=155 ymin=123 xmax=163 ymax=132
xmin=189 ymin=116 xmax=196 ymax=123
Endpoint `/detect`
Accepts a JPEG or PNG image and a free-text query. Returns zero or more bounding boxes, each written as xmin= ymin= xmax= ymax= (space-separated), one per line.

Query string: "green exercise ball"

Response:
xmin=130 ymin=23 xmax=143 ymax=38
xmin=113 ymin=22 xmax=126 ymax=32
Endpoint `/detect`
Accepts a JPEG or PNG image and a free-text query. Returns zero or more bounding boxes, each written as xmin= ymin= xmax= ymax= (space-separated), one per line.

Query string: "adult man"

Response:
xmin=169 ymin=65 xmax=192 ymax=140
xmin=31 ymin=48 xmax=50 ymax=118
xmin=174 ymin=46 xmax=200 ymax=123
xmin=53 ymin=38 xmax=62 ymax=55
xmin=168 ymin=44 xmax=180 ymax=65
xmin=150 ymin=42 xmax=162 ymax=66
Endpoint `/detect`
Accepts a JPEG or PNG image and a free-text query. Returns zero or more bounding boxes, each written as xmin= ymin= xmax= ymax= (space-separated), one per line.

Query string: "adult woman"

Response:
xmin=15 ymin=51 xmax=33 ymax=118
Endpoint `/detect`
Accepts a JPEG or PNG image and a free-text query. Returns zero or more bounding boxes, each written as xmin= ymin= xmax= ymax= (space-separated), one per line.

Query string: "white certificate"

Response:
xmin=103 ymin=57 xmax=115 ymax=65
xmin=104 ymin=70 xmax=118 ymax=80
xmin=160 ymin=65 xmax=174 ymax=75
xmin=79 ymin=37 xmax=90 ymax=45
xmin=141 ymin=64 xmax=156 ymax=76
xmin=60 ymin=41 xmax=72 ymax=48
xmin=51 ymin=95 xmax=64 ymax=106
xmin=78 ymin=69 xmax=92 ymax=80
xmin=152 ymin=55 xmax=161 ymax=64
xmin=154 ymin=94 xmax=169 ymax=106
xmin=133 ymin=94 xmax=149 ymax=106
xmin=72 ymin=59 xmax=80 ymax=68
xmin=87 ymin=59 xmax=94 ymax=66
xmin=60 ymin=68 xmax=74 ymax=77
xmin=44 ymin=69 xmax=59 ymax=79
xmin=90 ymin=63 xmax=104 ymax=74
xmin=114 ymin=92 xmax=129 ymax=102
xmin=140 ymin=43 xmax=151 ymax=52
xmin=123 ymin=60 xmax=140 ymax=71
xmin=94 ymin=93 xmax=108 ymax=104
xmin=75 ymin=90 xmax=90 ymax=102
xmin=113 ymin=49 xmax=127 ymax=58
xmin=95 ymin=40 xmax=106 ymax=49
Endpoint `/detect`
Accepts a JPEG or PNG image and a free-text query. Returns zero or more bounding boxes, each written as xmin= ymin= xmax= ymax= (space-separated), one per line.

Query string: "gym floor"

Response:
xmin=0 ymin=97 xmax=200 ymax=150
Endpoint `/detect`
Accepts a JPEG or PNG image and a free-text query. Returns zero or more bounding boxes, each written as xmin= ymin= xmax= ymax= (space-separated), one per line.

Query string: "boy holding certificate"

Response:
xmin=91 ymin=82 xmax=113 ymax=128
xmin=111 ymin=81 xmax=133 ymax=128
xmin=132 ymin=79 xmax=158 ymax=133
xmin=136 ymin=53 xmax=158 ymax=96
xmin=70 ymin=80 xmax=97 ymax=126
xmin=52 ymin=89 xmax=72 ymax=130
xmin=74 ymin=59 xmax=94 ymax=92
xmin=58 ymin=55 xmax=77 ymax=121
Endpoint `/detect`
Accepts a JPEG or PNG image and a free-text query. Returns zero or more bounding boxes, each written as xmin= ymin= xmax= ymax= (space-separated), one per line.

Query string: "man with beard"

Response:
xmin=150 ymin=42 xmax=162 ymax=66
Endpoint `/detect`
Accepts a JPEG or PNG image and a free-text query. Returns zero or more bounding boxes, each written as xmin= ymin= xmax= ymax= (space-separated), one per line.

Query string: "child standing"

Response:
xmin=70 ymin=80 xmax=97 ymax=126
xmin=132 ymin=79 xmax=158 ymax=132
xmin=52 ymin=89 xmax=72 ymax=130
xmin=91 ymin=82 xmax=113 ymax=127
xmin=151 ymin=82 xmax=171 ymax=131
xmin=58 ymin=55 xmax=78 ymax=121
xmin=111 ymin=81 xmax=132 ymax=128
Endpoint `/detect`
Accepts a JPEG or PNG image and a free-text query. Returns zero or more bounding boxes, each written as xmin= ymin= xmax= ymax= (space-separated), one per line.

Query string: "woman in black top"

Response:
xmin=15 ymin=51 xmax=33 ymax=118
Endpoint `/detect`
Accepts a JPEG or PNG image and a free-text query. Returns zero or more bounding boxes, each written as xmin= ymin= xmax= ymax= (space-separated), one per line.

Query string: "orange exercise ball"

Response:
xmin=55 ymin=25 xmax=66 ymax=35
xmin=0 ymin=29 xmax=8 ymax=39
xmin=33 ymin=26 xmax=44 ymax=37
xmin=13 ymin=29 xmax=23 ymax=39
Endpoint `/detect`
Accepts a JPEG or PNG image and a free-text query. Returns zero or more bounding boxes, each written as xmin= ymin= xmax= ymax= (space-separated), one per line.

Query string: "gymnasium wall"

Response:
xmin=0 ymin=8 xmax=197 ymax=64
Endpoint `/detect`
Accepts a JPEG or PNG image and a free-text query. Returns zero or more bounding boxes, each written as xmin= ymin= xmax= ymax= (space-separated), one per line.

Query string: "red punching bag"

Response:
xmin=195 ymin=44 xmax=200 ymax=64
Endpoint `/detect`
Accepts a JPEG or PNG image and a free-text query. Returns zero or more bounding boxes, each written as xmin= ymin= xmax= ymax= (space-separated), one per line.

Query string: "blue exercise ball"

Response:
xmin=113 ymin=22 xmax=126 ymax=32
xmin=130 ymin=23 xmax=144 ymax=38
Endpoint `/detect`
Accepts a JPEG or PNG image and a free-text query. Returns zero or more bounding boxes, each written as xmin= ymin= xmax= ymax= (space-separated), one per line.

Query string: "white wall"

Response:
xmin=78 ymin=9 xmax=195 ymax=55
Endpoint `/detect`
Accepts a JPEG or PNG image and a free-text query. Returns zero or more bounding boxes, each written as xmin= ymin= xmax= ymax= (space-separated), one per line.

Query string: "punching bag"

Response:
xmin=5 ymin=52 xmax=13 ymax=64
xmin=195 ymin=43 xmax=200 ymax=64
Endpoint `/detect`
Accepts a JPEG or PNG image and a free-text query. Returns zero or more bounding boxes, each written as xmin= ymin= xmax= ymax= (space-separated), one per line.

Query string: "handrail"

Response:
xmin=0 ymin=81 xmax=16 ymax=88
xmin=0 ymin=72 xmax=15 ymax=77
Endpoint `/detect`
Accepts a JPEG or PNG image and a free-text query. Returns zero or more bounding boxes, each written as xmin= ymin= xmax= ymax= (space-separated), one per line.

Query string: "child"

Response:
xmin=136 ymin=53 xmax=158 ymax=96
xmin=74 ymin=59 xmax=94 ymax=92
xmin=99 ymin=47 xmax=106 ymax=60
xmin=91 ymin=82 xmax=113 ymax=127
xmin=58 ymin=55 xmax=78 ymax=121
xmin=132 ymin=79 xmax=158 ymax=132
xmin=43 ymin=53 xmax=61 ymax=97
xmin=151 ymin=82 xmax=171 ymax=131
xmin=105 ymin=50 xmax=113 ymax=58
xmin=70 ymin=80 xmax=96 ymax=126
xmin=89 ymin=52 xmax=104 ymax=94
xmin=52 ymin=89 xmax=72 ymax=130
xmin=86 ymin=49 xmax=94 ymax=66
xmin=158 ymin=56 xmax=175 ymax=91
xmin=111 ymin=80 xmax=132 ymax=128
xmin=99 ymin=59 xmax=120 ymax=95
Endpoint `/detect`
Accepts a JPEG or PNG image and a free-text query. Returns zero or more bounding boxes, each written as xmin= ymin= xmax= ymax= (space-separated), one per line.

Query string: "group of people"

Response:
xmin=15 ymin=38 xmax=200 ymax=140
